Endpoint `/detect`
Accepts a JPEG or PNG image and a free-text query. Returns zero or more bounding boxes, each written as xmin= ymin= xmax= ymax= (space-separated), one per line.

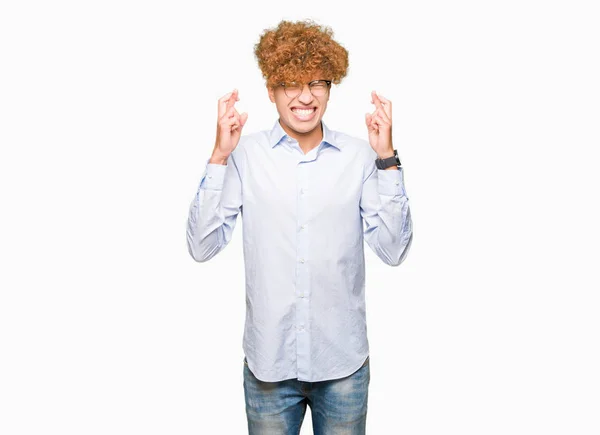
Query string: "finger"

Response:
xmin=371 ymin=90 xmax=383 ymax=111
xmin=232 ymin=108 xmax=246 ymax=129
xmin=230 ymin=109 xmax=242 ymax=127
xmin=231 ymin=111 xmax=246 ymax=131
xmin=372 ymin=91 xmax=392 ymax=119
xmin=227 ymin=106 xmax=243 ymax=123
xmin=368 ymin=107 xmax=389 ymax=125
xmin=229 ymin=113 xmax=241 ymax=131
xmin=365 ymin=113 xmax=378 ymax=132
xmin=374 ymin=111 xmax=391 ymax=127
xmin=224 ymin=90 xmax=239 ymax=118
xmin=229 ymin=106 xmax=240 ymax=119
xmin=375 ymin=93 xmax=392 ymax=118
xmin=226 ymin=89 xmax=239 ymax=111
xmin=218 ymin=89 xmax=240 ymax=117
xmin=218 ymin=92 xmax=234 ymax=117
xmin=373 ymin=91 xmax=386 ymax=114
xmin=375 ymin=107 xmax=391 ymax=124
xmin=219 ymin=106 xmax=237 ymax=125
xmin=240 ymin=112 xmax=248 ymax=128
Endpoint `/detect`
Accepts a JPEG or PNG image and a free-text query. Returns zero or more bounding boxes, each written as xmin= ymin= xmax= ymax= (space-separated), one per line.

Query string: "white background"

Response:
xmin=1 ymin=0 xmax=599 ymax=434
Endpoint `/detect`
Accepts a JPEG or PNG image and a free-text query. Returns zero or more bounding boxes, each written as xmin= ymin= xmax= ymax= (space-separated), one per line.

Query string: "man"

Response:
xmin=187 ymin=19 xmax=412 ymax=435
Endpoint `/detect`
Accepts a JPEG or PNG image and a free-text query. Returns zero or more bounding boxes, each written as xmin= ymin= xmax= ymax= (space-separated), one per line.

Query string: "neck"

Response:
xmin=279 ymin=119 xmax=323 ymax=153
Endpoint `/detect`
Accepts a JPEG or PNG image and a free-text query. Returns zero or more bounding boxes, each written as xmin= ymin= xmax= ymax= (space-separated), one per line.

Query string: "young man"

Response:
xmin=187 ymin=19 xmax=413 ymax=435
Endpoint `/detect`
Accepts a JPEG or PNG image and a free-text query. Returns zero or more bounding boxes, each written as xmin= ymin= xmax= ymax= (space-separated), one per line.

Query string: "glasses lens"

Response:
xmin=282 ymin=81 xmax=329 ymax=98
xmin=284 ymin=82 xmax=301 ymax=98
xmin=310 ymin=82 xmax=328 ymax=96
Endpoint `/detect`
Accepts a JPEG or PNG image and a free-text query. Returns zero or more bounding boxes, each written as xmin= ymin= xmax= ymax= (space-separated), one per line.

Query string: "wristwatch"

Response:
xmin=375 ymin=149 xmax=402 ymax=169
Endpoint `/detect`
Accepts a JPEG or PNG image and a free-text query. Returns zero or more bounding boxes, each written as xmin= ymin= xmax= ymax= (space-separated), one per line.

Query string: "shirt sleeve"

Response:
xmin=359 ymin=155 xmax=413 ymax=266
xmin=186 ymin=149 xmax=243 ymax=262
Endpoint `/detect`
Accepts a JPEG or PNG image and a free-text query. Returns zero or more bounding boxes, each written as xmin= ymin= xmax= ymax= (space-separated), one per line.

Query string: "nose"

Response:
xmin=298 ymin=85 xmax=314 ymax=104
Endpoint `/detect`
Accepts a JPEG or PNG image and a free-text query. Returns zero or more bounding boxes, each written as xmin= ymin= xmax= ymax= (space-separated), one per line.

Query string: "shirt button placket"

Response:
xmin=296 ymin=158 xmax=310 ymax=381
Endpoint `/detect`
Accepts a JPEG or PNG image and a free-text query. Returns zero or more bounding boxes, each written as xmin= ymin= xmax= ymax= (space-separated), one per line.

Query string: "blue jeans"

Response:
xmin=243 ymin=356 xmax=370 ymax=435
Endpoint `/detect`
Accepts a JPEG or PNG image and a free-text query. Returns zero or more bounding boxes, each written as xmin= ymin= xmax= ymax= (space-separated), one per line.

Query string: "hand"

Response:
xmin=213 ymin=89 xmax=248 ymax=159
xmin=365 ymin=90 xmax=394 ymax=159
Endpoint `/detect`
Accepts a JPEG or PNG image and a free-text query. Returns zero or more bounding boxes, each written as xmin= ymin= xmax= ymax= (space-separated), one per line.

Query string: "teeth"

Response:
xmin=293 ymin=108 xmax=315 ymax=115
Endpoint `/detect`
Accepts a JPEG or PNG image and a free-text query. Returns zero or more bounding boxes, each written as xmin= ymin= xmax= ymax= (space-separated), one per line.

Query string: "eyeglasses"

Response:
xmin=278 ymin=80 xmax=332 ymax=98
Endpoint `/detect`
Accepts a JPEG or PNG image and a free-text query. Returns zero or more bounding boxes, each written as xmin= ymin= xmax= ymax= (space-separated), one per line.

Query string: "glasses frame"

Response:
xmin=278 ymin=79 xmax=332 ymax=98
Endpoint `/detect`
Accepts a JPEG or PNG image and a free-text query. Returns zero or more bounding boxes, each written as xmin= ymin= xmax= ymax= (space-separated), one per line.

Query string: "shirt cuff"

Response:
xmin=377 ymin=166 xmax=407 ymax=197
xmin=199 ymin=158 xmax=228 ymax=191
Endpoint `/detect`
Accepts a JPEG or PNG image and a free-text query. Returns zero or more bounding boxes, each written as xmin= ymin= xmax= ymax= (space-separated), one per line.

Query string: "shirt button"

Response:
xmin=208 ymin=175 xmax=212 ymax=179
xmin=395 ymin=181 xmax=399 ymax=185
xmin=298 ymin=325 xmax=304 ymax=331
xmin=299 ymin=293 xmax=305 ymax=298
xmin=300 ymin=225 xmax=306 ymax=230
xmin=299 ymin=258 xmax=305 ymax=263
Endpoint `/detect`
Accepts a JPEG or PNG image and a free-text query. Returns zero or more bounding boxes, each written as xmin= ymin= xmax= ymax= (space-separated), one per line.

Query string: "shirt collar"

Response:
xmin=269 ymin=118 xmax=341 ymax=150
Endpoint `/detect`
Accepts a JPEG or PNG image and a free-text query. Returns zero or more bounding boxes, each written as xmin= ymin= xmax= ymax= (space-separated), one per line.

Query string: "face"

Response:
xmin=267 ymin=73 xmax=330 ymax=138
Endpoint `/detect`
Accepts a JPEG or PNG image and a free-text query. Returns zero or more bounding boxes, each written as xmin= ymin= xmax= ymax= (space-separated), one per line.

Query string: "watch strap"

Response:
xmin=375 ymin=149 xmax=401 ymax=169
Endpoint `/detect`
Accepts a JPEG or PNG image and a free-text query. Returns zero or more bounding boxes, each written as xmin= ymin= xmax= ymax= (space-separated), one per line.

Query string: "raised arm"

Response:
xmin=360 ymin=90 xmax=413 ymax=266
xmin=186 ymin=89 xmax=248 ymax=262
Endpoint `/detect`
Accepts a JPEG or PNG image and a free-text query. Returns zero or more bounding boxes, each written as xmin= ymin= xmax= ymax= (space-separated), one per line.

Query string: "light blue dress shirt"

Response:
xmin=187 ymin=118 xmax=413 ymax=382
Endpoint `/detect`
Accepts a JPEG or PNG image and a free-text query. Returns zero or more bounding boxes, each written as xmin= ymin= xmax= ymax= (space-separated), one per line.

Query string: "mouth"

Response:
xmin=291 ymin=107 xmax=317 ymax=121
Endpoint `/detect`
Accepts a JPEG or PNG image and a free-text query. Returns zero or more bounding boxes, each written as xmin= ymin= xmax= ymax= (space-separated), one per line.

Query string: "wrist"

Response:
xmin=377 ymin=146 xmax=395 ymax=160
xmin=377 ymin=150 xmax=395 ymax=159
xmin=375 ymin=148 xmax=401 ymax=170
xmin=209 ymin=152 xmax=229 ymax=165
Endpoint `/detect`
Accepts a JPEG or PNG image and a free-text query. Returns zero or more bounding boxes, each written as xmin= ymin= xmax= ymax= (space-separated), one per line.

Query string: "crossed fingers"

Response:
xmin=370 ymin=90 xmax=392 ymax=126
xmin=218 ymin=89 xmax=242 ymax=131
xmin=219 ymin=89 xmax=240 ymax=117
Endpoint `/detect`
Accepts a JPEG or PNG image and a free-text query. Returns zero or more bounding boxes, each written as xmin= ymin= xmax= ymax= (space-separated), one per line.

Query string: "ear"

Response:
xmin=267 ymin=85 xmax=275 ymax=103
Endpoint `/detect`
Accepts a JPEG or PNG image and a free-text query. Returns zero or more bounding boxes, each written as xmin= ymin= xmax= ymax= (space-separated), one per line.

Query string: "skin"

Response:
xmin=266 ymin=72 xmax=329 ymax=155
xmin=210 ymin=88 xmax=247 ymax=165
xmin=211 ymin=83 xmax=398 ymax=170
xmin=365 ymin=90 xmax=397 ymax=166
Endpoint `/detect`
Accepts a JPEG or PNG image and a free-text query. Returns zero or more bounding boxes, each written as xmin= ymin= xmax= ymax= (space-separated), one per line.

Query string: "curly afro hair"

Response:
xmin=254 ymin=19 xmax=349 ymax=89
